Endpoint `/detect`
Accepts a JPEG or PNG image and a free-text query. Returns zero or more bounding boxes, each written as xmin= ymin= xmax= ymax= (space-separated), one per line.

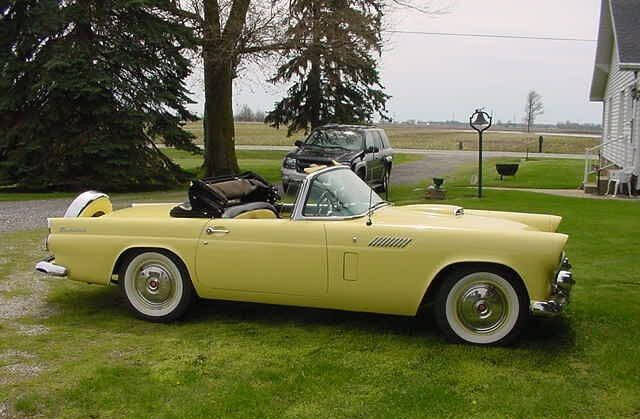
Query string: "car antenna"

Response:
xmin=366 ymin=186 xmax=373 ymax=226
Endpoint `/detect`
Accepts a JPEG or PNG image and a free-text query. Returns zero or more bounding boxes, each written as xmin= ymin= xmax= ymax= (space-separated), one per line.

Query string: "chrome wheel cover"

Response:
xmin=445 ymin=272 xmax=519 ymax=344
xmin=456 ymin=281 xmax=508 ymax=333
xmin=124 ymin=253 xmax=183 ymax=317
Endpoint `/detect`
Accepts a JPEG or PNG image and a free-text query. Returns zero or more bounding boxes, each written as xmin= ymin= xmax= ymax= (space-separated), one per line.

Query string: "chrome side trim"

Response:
xmin=64 ymin=191 xmax=109 ymax=217
xmin=35 ymin=260 xmax=68 ymax=277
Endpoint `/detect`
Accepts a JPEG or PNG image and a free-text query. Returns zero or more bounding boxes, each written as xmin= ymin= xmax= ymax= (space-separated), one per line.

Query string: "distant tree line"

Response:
xmin=394 ymin=119 xmax=602 ymax=133
xmin=234 ymin=105 xmax=266 ymax=122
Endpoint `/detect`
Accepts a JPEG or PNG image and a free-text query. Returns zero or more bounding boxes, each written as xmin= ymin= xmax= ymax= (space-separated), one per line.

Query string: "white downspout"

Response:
xmin=633 ymin=72 xmax=639 ymax=190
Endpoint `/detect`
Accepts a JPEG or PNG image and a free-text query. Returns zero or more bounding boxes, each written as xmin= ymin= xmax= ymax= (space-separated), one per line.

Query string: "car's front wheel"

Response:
xmin=434 ymin=267 xmax=528 ymax=345
xmin=120 ymin=251 xmax=194 ymax=322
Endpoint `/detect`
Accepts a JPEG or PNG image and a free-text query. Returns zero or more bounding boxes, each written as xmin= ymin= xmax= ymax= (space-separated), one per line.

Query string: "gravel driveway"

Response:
xmin=0 ymin=198 xmax=72 ymax=234
xmin=0 ymin=196 xmax=144 ymax=234
xmin=391 ymin=153 xmax=475 ymax=185
xmin=0 ymin=153 xmax=475 ymax=234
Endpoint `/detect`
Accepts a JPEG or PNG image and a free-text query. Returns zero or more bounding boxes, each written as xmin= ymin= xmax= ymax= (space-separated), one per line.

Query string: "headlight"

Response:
xmin=283 ymin=157 xmax=297 ymax=169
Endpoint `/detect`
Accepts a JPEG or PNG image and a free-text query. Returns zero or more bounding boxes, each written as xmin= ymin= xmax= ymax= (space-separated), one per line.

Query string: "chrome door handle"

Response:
xmin=206 ymin=226 xmax=229 ymax=235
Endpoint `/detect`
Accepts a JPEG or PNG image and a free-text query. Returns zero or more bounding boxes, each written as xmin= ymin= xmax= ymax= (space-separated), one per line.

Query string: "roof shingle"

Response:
xmin=611 ymin=0 xmax=640 ymax=65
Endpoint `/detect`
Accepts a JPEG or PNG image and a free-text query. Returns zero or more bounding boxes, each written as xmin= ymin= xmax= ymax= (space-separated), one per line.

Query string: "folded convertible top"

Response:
xmin=170 ymin=172 xmax=280 ymax=218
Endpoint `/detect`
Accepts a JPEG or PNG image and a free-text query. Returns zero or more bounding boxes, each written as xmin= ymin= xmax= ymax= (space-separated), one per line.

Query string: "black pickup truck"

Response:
xmin=281 ymin=124 xmax=394 ymax=194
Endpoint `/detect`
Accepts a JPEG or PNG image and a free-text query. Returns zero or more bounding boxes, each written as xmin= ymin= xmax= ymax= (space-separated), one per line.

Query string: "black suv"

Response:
xmin=281 ymin=124 xmax=394 ymax=193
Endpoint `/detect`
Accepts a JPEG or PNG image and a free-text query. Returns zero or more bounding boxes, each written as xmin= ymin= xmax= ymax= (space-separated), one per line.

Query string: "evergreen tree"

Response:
xmin=265 ymin=0 xmax=389 ymax=135
xmin=0 ymin=1 xmax=198 ymax=191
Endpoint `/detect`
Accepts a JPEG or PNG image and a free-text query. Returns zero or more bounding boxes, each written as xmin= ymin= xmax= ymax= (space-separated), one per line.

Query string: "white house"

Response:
xmin=588 ymin=0 xmax=640 ymax=192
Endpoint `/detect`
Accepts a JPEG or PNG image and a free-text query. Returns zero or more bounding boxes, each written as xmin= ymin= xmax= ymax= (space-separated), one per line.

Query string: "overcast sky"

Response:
xmin=187 ymin=0 xmax=604 ymax=124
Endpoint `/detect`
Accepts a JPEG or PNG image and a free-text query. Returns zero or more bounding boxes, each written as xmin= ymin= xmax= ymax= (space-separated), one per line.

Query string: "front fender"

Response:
xmin=413 ymin=229 xmax=568 ymax=314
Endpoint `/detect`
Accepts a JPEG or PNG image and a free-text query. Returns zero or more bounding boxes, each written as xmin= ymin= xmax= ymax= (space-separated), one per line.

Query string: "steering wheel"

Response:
xmin=316 ymin=191 xmax=340 ymax=216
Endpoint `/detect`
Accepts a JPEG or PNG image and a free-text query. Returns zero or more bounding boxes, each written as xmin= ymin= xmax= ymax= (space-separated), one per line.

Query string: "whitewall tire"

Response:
xmin=120 ymin=251 xmax=194 ymax=322
xmin=435 ymin=268 xmax=528 ymax=345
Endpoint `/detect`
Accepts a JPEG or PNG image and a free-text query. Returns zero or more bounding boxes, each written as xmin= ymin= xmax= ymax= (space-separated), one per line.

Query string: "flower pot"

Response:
xmin=495 ymin=164 xmax=519 ymax=180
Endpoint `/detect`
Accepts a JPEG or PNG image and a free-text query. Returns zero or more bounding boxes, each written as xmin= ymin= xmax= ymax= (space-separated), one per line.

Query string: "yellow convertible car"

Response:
xmin=35 ymin=165 xmax=573 ymax=345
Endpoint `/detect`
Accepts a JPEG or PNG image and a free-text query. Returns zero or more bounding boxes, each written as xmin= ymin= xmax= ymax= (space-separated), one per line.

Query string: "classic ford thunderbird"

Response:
xmin=35 ymin=165 xmax=573 ymax=345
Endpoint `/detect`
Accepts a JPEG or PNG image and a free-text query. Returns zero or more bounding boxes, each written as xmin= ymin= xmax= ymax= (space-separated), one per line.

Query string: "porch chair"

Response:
xmin=605 ymin=169 xmax=634 ymax=198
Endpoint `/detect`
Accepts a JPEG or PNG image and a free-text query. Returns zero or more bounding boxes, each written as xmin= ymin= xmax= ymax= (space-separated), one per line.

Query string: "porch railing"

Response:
xmin=583 ymin=136 xmax=628 ymax=187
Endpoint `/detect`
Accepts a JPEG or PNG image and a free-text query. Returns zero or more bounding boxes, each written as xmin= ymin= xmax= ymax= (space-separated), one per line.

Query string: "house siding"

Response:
xmin=602 ymin=47 xmax=638 ymax=172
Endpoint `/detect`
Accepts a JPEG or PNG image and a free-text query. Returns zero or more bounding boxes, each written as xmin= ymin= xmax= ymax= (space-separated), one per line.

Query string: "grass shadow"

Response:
xmin=47 ymin=283 xmax=575 ymax=350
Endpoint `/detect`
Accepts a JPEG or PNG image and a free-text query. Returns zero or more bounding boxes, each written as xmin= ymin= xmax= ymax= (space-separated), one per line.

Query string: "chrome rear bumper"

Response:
xmin=531 ymin=258 xmax=574 ymax=317
xmin=35 ymin=257 xmax=68 ymax=277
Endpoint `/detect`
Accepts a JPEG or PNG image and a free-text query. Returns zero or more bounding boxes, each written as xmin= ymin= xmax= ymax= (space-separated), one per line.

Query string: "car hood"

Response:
xmin=288 ymin=146 xmax=363 ymax=163
xmin=373 ymin=204 xmax=563 ymax=233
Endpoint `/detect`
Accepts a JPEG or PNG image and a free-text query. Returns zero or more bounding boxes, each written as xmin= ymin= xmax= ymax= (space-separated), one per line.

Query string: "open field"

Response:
xmin=1 ymin=187 xmax=639 ymax=417
xmin=184 ymin=122 xmax=600 ymax=154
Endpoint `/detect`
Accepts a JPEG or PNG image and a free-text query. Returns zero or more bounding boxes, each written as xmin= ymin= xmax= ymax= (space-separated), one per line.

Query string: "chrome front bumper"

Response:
xmin=530 ymin=258 xmax=574 ymax=317
xmin=35 ymin=257 xmax=68 ymax=277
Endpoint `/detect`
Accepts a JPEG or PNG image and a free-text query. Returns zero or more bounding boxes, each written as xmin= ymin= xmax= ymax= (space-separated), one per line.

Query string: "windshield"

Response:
xmin=302 ymin=168 xmax=385 ymax=218
xmin=305 ymin=129 xmax=364 ymax=151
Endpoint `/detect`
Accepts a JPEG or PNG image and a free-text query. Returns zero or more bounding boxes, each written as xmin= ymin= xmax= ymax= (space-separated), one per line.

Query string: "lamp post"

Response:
xmin=470 ymin=109 xmax=493 ymax=198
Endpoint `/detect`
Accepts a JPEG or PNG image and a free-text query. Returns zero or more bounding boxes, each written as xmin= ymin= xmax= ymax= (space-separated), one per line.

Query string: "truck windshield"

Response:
xmin=305 ymin=129 xmax=364 ymax=151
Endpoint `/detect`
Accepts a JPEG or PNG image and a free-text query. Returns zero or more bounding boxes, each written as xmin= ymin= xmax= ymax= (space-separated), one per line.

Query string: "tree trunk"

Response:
xmin=200 ymin=0 xmax=251 ymax=177
xmin=308 ymin=2 xmax=322 ymax=129
xmin=309 ymin=54 xmax=322 ymax=129
xmin=202 ymin=58 xmax=239 ymax=177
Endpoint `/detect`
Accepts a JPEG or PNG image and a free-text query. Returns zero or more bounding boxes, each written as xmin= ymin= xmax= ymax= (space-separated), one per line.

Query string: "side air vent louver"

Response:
xmin=368 ymin=236 xmax=413 ymax=249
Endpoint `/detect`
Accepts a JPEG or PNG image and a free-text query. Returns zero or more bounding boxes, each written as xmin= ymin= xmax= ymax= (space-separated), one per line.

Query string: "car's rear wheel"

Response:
xmin=120 ymin=251 xmax=194 ymax=322
xmin=434 ymin=267 xmax=528 ymax=345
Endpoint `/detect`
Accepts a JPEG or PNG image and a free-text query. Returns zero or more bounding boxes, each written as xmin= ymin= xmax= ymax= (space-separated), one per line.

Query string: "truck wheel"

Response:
xmin=434 ymin=267 xmax=528 ymax=345
xmin=120 ymin=251 xmax=194 ymax=322
xmin=381 ymin=167 xmax=390 ymax=194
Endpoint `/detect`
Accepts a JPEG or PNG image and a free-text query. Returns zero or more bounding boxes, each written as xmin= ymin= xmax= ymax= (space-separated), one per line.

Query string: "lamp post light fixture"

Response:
xmin=470 ymin=109 xmax=493 ymax=198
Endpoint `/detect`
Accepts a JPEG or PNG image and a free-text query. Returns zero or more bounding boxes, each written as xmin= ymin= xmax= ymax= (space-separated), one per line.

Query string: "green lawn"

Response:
xmin=185 ymin=121 xmax=599 ymax=154
xmin=0 ymin=150 xmax=421 ymax=201
xmin=444 ymin=158 xmax=586 ymax=190
xmin=1 ymin=188 xmax=639 ymax=417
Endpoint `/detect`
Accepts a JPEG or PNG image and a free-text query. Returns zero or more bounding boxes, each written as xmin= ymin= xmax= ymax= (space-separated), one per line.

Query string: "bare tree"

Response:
xmin=523 ymin=90 xmax=544 ymax=133
xmin=173 ymin=0 xmax=289 ymax=176
xmin=176 ymin=0 xmax=446 ymax=176
xmin=235 ymin=104 xmax=255 ymax=121
xmin=254 ymin=109 xmax=265 ymax=122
